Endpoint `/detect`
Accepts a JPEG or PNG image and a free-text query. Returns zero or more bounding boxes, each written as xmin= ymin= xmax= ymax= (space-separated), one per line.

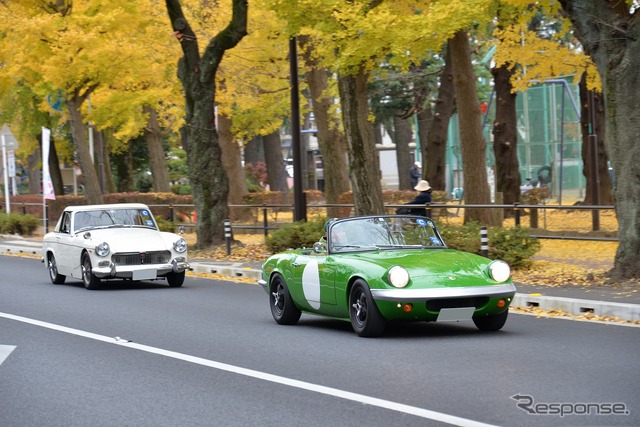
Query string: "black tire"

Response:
xmin=473 ymin=310 xmax=509 ymax=331
xmin=81 ymin=253 xmax=101 ymax=290
xmin=269 ymin=274 xmax=301 ymax=325
xmin=47 ymin=254 xmax=66 ymax=285
xmin=166 ymin=271 xmax=185 ymax=287
xmin=349 ymin=280 xmax=386 ymax=337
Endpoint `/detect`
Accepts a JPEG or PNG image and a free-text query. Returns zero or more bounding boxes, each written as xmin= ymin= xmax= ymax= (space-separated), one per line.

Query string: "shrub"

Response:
xmin=156 ymin=217 xmax=176 ymax=232
xmin=488 ymin=226 xmax=541 ymax=269
xmin=436 ymin=221 xmax=540 ymax=269
xmin=265 ymin=216 xmax=326 ymax=253
xmin=0 ymin=212 xmax=39 ymax=235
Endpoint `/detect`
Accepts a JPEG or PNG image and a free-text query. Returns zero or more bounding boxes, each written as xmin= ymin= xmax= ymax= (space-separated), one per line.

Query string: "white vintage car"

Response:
xmin=42 ymin=203 xmax=189 ymax=290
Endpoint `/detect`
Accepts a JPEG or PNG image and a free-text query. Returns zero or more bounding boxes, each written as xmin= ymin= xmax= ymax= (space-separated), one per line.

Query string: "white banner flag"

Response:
xmin=42 ymin=127 xmax=56 ymax=200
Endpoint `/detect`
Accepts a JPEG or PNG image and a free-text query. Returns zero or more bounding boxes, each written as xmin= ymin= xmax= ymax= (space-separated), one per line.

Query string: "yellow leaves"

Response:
xmin=493 ymin=24 xmax=601 ymax=92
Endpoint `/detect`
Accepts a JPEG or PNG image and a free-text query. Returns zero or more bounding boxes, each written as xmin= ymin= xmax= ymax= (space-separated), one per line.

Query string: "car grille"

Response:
xmin=112 ymin=251 xmax=171 ymax=266
xmin=426 ymin=297 xmax=489 ymax=312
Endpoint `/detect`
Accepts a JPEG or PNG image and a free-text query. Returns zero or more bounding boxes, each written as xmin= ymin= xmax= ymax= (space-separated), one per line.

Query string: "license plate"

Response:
xmin=437 ymin=307 xmax=475 ymax=322
xmin=132 ymin=268 xmax=157 ymax=281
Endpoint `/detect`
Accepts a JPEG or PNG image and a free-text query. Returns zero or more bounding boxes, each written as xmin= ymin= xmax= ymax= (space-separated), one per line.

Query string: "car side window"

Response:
xmin=60 ymin=212 xmax=71 ymax=234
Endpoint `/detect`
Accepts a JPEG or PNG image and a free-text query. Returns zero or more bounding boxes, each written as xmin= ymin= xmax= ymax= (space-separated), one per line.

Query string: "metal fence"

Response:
xmin=1 ymin=200 xmax=618 ymax=242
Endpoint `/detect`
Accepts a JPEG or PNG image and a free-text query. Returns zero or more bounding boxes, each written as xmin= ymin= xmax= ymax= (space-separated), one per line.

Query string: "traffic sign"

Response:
xmin=1 ymin=124 xmax=18 ymax=150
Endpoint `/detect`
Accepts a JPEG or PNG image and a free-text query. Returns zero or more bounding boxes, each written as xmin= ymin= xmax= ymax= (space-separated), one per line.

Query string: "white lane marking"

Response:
xmin=0 ymin=345 xmax=16 ymax=366
xmin=0 ymin=311 xmax=497 ymax=427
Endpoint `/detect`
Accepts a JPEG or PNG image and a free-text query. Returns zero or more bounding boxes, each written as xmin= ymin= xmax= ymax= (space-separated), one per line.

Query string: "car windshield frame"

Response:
xmin=327 ymin=215 xmax=447 ymax=254
xmin=72 ymin=208 xmax=158 ymax=233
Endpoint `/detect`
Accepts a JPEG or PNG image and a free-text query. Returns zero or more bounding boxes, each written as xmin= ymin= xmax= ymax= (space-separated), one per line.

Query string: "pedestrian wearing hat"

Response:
xmin=409 ymin=162 xmax=421 ymax=188
xmin=398 ymin=180 xmax=432 ymax=216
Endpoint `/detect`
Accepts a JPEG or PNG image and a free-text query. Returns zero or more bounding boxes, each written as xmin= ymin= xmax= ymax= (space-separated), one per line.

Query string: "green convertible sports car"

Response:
xmin=259 ymin=215 xmax=516 ymax=337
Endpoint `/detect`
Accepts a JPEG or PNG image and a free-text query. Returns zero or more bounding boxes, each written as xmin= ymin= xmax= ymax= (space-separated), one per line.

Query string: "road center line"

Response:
xmin=1 ymin=311 xmax=497 ymax=427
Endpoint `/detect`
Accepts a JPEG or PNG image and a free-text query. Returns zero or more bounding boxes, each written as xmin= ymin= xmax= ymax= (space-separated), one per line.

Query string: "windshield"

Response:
xmin=73 ymin=208 xmax=157 ymax=232
xmin=329 ymin=216 xmax=446 ymax=253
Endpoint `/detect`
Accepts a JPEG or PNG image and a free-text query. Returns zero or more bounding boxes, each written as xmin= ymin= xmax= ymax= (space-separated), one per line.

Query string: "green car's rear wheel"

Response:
xmin=270 ymin=274 xmax=301 ymax=325
xmin=349 ymin=280 xmax=386 ymax=337
xmin=473 ymin=310 xmax=508 ymax=331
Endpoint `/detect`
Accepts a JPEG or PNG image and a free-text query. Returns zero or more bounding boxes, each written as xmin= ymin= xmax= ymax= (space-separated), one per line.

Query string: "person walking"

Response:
xmin=409 ymin=162 xmax=421 ymax=188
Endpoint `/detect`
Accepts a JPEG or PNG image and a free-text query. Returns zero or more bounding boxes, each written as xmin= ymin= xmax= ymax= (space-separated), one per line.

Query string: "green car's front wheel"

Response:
xmin=349 ymin=280 xmax=386 ymax=337
xmin=270 ymin=274 xmax=301 ymax=325
xmin=473 ymin=310 xmax=509 ymax=331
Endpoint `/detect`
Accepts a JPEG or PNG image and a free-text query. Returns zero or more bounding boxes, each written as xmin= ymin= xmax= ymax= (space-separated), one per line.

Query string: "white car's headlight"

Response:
xmin=95 ymin=242 xmax=110 ymax=257
xmin=388 ymin=266 xmax=410 ymax=288
xmin=489 ymin=261 xmax=510 ymax=283
xmin=173 ymin=238 xmax=188 ymax=253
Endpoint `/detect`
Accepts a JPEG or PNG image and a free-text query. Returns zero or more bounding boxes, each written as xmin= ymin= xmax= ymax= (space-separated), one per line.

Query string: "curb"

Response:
xmin=512 ymin=293 xmax=640 ymax=322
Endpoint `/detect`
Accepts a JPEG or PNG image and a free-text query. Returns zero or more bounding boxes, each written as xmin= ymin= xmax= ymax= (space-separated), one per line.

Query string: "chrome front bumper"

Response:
xmin=92 ymin=260 xmax=190 ymax=279
xmin=370 ymin=283 xmax=517 ymax=302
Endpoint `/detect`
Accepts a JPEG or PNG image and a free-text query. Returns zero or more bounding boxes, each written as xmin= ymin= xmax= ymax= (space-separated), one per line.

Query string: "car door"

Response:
xmin=52 ymin=211 xmax=75 ymax=275
xmin=290 ymin=250 xmax=337 ymax=310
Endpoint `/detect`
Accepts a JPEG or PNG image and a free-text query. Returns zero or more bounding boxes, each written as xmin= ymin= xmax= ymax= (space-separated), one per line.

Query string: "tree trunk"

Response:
xmin=425 ymin=47 xmax=455 ymax=191
xmin=559 ymin=0 xmax=640 ymax=280
xmin=263 ymin=131 xmax=290 ymax=205
xmin=143 ymin=106 xmax=171 ymax=193
xmin=416 ymin=107 xmax=431 ymax=180
xmin=27 ymin=146 xmax=41 ymax=195
xmin=299 ymin=35 xmax=350 ymax=218
xmin=449 ymin=31 xmax=497 ymax=226
xmin=244 ymin=137 xmax=264 ymax=166
xmin=218 ymin=113 xmax=249 ymax=219
xmin=579 ymin=74 xmax=612 ymax=205
xmin=491 ymin=63 xmax=521 ymax=210
xmin=66 ymin=91 xmax=103 ymax=204
xmin=166 ymin=0 xmax=247 ymax=248
xmin=101 ymin=133 xmax=116 ymax=194
xmin=393 ymin=115 xmax=413 ymax=190
xmin=114 ymin=142 xmax=135 ymax=192
xmin=338 ymin=67 xmax=384 ymax=215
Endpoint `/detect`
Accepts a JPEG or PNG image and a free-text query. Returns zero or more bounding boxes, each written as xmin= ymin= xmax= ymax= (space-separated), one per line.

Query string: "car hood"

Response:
xmin=80 ymin=228 xmax=174 ymax=253
xmin=342 ymin=249 xmax=495 ymax=286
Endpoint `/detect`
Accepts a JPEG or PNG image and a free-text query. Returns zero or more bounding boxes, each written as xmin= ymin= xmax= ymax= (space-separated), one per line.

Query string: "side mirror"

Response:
xmin=313 ymin=242 xmax=327 ymax=253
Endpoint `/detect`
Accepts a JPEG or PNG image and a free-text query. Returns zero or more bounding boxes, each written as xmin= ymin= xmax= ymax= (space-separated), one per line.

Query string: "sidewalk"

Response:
xmin=3 ymin=234 xmax=639 ymax=323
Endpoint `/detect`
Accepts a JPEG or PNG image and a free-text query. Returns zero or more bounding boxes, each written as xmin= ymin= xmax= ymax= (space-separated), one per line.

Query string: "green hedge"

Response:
xmin=0 ymin=212 xmax=39 ymax=235
xmin=437 ymin=221 xmax=540 ymax=268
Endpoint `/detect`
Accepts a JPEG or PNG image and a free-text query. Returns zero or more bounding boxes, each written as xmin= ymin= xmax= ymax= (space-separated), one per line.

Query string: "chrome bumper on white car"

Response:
xmin=92 ymin=259 xmax=190 ymax=279
xmin=370 ymin=283 xmax=517 ymax=302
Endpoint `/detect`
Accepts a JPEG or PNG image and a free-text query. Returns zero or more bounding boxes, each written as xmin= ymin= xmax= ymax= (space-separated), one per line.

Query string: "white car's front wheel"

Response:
xmin=47 ymin=254 xmax=66 ymax=285
xmin=166 ymin=271 xmax=185 ymax=287
xmin=81 ymin=253 xmax=101 ymax=290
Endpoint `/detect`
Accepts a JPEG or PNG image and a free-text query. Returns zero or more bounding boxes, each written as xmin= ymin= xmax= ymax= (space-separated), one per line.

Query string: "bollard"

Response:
xmin=224 ymin=219 xmax=232 ymax=255
xmin=480 ymin=226 xmax=488 ymax=258
xmin=514 ymin=203 xmax=520 ymax=227
xmin=263 ymin=206 xmax=268 ymax=237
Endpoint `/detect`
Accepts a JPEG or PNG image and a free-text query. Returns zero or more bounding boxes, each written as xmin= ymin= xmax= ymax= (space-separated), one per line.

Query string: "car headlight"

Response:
xmin=388 ymin=266 xmax=410 ymax=288
xmin=173 ymin=237 xmax=188 ymax=253
xmin=489 ymin=260 xmax=510 ymax=283
xmin=95 ymin=242 xmax=110 ymax=257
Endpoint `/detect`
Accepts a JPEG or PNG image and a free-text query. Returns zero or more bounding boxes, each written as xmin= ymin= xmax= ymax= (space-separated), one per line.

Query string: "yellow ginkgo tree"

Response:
xmin=0 ymin=0 xmax=175 ymax=204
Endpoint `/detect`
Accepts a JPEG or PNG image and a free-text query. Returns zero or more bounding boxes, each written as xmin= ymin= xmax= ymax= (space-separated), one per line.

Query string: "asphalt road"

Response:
xmin=1 ymin=255 xmax=638 ymax=427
